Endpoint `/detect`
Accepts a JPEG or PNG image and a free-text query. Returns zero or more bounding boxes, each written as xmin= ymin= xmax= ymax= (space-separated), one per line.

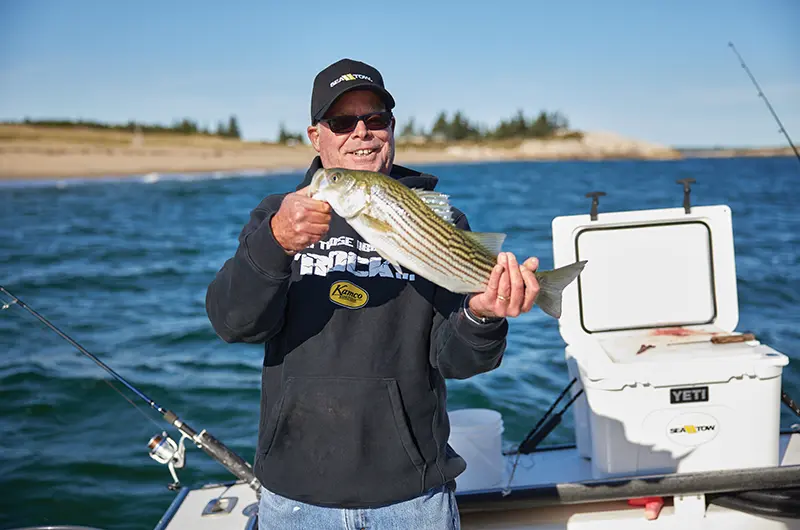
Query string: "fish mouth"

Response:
xmin=308 ymin=168 xmax=326 ymax=196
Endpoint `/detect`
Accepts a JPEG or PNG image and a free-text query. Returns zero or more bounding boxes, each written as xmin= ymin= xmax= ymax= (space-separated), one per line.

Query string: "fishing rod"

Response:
xmin=501 ymin=378 xmax=583 ymax=496
xmin=0 ymin=285 xmax=261 ymax=493
xmin=728 ymin=41 xmax=800 ymax=164
xmin=728 ymin=42 xmax=800 ymax=414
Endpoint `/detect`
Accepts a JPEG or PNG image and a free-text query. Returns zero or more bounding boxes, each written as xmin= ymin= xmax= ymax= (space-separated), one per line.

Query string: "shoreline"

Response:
xmin=1 ymin=125 xmax=795 ymax=182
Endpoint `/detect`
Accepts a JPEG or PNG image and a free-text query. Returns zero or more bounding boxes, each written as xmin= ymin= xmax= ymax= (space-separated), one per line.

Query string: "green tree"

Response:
xmin=227 ymin=115 xmax=241 ymax=139
xmin=277 ymin=122 xmax=304 ymax=144
xmin=492 ymin=109 xmax=529 ymax=139
xmin=529 ymin=111 xmax=552 ymax=137
xmin=399 ymin=117 xmax=417 ymax=137
xmin=431 ymin=111 xmax=450 ymax=139
xmin=449 ymin=110 xmax=481 ymax=140
xmin=175 ymin=118 xmax=198 ymax=135
xmin=547 ymin=111 xmax=569 ymax=131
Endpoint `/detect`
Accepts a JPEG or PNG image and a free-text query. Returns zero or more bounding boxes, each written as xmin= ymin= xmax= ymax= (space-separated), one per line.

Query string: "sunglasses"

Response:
xmin=318 ymin=111 xmax=393 ymax=134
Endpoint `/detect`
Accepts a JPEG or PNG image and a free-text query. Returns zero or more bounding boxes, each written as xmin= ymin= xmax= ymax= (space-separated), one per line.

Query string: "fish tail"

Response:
xmin=534 ymin=260 xmax=588 ymax=319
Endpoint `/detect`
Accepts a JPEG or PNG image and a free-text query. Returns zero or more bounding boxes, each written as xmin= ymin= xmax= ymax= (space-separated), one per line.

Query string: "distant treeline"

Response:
xmin=275 ymin=108 xmax=579 ymax=144
xmin=8 ymin=116 xmax=242 ymax=139
xmin=401 ymin=109 xmax=578 ymax=141
xmin=8 ymin=109 xmax=577 ymax=145
xmin=277 ymin=122 xmax=305 ymax=145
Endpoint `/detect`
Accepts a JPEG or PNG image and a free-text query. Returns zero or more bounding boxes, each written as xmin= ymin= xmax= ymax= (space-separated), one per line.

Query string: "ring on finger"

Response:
xmin=497 ymin=294 xmax=508 ymax=301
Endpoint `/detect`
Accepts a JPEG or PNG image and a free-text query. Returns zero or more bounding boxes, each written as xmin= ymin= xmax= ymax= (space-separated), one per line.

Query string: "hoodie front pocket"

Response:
xmin=261 ymin=376 xmax=427 ymax=504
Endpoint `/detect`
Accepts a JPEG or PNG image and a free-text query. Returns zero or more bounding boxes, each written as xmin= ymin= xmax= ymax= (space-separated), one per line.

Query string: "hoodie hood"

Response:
xmin=296 ymin=156 xmax=439 ymax=192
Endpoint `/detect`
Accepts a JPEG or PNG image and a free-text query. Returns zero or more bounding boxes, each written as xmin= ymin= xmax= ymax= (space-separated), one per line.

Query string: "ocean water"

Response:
xmin=0 ymin=157 xmax=798 ymax=529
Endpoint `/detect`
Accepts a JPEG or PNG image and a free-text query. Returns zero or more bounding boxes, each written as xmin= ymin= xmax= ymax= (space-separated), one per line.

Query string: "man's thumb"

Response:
xmin=522 ymin=257 xmax=539 ymax=271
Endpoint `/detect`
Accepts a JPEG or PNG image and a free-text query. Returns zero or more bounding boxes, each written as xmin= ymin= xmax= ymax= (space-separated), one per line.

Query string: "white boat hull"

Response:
xmin=154 ymin=432 xmax=800 ymax=529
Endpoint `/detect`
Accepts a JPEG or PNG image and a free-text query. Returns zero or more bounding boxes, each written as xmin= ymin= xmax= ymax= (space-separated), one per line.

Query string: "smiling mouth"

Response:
xmin=349 ymin=148 xmax=378 ymax=157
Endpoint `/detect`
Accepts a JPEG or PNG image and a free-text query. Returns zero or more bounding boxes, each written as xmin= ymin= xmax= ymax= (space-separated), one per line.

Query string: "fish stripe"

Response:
xmin=384 ymin=191 xmax=494 ymax=283
xmin=373 ymin=187 xmax=494 ymax=286
xmin=376 ymin=198 xmax=457 ymax=277
xmin=395 ymin=195 xmax=495 ymax=281
xmin=376 ymin=198 xmax=466 ymax=280
xmin=382 ymin=202 xmax=482 ymax=285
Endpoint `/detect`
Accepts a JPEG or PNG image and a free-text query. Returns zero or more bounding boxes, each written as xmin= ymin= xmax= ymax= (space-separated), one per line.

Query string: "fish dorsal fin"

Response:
xmin=463 ymin=231 xmax=506 ymax=256
xmin=412 ymin=189 xmax=455 ymax=225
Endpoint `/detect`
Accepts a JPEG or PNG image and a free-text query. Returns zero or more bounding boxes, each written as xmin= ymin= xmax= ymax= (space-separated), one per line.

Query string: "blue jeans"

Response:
xmin=257 ymin=485 xmax=461 ymax=530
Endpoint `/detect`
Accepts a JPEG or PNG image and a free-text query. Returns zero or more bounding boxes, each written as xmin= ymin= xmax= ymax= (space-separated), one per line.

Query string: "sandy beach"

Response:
xmin=0 ymin=124 xmax=793 ymax=181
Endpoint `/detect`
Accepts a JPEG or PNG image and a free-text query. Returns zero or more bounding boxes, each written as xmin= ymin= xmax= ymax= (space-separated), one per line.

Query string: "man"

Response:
xmin=205 ymin=58 xmax=541 ymax=529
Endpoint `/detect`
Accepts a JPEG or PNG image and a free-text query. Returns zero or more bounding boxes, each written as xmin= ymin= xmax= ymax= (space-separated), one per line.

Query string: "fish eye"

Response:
xmin=330 ymin=172 xmax=341 ymax=182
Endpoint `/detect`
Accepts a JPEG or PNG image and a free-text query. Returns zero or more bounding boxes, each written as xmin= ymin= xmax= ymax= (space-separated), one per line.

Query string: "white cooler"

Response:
xmin=551 ymin=203 xmax=789 ymax=479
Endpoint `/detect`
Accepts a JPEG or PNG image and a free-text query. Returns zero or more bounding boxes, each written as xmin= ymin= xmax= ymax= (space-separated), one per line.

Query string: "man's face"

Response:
xmin=307 ymin=90 xmax=395 ymax=175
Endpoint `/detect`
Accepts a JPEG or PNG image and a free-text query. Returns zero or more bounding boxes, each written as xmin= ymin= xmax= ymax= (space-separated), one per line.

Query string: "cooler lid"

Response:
xmin=551 ymin=204 xmax=738 ymax=346
xmin=567 ymin=336 xmax=789 ymax=389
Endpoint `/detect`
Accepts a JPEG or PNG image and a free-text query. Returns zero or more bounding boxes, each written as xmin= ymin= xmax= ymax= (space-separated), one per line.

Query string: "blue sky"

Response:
xmin=1 ymin=0 xmax=798 ymax=147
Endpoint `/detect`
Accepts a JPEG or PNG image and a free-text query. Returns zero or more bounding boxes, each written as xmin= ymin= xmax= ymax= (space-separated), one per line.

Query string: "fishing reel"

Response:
xmin=148 ymin=431 xmax=190 ymax=490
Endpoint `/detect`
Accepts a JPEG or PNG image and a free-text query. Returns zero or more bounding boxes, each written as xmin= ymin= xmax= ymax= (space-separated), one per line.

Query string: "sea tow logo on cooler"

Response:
xmin=329 ymin=281 xmax=368 ymax=309
xmin=666 ymin=412 xmax=720 ymax=447
xmin=329 ymin=73 xmax=373 ymax=88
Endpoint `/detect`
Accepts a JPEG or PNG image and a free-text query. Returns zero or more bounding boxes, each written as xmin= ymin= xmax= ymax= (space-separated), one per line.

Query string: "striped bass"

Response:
xmin=308 ymin=167 xmax=587 ymax=319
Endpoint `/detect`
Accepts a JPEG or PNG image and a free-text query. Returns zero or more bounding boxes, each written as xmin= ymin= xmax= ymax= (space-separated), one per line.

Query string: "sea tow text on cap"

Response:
xmin=330 ymin=73 xmax=374 ymax=88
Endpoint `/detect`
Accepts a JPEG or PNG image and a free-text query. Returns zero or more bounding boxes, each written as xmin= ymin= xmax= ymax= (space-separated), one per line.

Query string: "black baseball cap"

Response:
xmin=310 ymin=58 xmax=396 ymax=123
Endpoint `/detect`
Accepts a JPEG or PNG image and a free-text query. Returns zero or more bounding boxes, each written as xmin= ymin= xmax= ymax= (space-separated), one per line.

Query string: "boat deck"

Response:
xmin=155 ymin=431 xmax=800 ymax=529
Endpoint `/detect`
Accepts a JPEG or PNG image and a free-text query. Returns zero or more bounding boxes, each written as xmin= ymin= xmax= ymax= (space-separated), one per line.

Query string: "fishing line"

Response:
xmin=516 ymin=378 xmax=578 ymax=453
xmin=502 ymin=45 xmax=800 ymax=497
xmin=502 ymin=378 xmax=582 ymax=495
xmin=1 ymin=285 xmax=261 ymax=491
xmin=1 ymin=290 xmax=163 ymax=428
xmin=728 ymin=41 xmax=800 ymax=164
xmin=0 ymin=287 xmax=168 ymax=415
xmin=101 ymin=380 xmax=165 ymax=429
xmin=728 ymin=43 xmax=800 ymax=416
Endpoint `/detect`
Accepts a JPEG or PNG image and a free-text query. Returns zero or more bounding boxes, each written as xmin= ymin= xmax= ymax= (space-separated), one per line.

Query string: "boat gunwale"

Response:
xmin=152 ymin=486 xmax=191 ymax=530
xmin=457 ymin=462 xmax=800 ymax=513
xmin=162 ymin=432 xmax=799 ymax=517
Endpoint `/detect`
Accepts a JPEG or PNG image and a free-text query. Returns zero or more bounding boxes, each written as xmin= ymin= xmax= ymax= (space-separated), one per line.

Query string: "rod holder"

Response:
xmin=676 ymin=178 xmax=696 ymax=214
xmin=585 ymin=192 xmax=606 ymax=221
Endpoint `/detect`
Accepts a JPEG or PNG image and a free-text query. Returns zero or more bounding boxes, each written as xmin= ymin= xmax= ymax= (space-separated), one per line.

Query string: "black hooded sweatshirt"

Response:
xmin=205 ymin=157 xmax=508 ymax=508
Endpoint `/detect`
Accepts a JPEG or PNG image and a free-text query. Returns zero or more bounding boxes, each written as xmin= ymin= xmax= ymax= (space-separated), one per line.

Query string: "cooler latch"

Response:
xmin=674 ymin=493 xmax=706 ymax=520
xmin=585 ymin=191 xmax=606 ymax=221
xmin=676 ymin=178 xmax=696 ymax=214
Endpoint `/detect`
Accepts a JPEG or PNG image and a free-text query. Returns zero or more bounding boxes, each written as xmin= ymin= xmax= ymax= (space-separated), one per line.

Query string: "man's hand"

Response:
xmin=270 ymin=186 xmax=332 ymax=254
xmin=468 ymin=253 xmax=540 ymax=319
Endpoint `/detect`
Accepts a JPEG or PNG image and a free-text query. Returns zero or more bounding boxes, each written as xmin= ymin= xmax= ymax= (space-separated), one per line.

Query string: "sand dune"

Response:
xmin=0 ymin=124 xmax=791 ymax=181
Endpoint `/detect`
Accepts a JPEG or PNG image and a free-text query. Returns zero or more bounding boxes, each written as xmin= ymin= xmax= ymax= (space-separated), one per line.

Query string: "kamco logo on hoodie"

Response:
xmin=329 ymin=281 xmax=368 ymax=309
